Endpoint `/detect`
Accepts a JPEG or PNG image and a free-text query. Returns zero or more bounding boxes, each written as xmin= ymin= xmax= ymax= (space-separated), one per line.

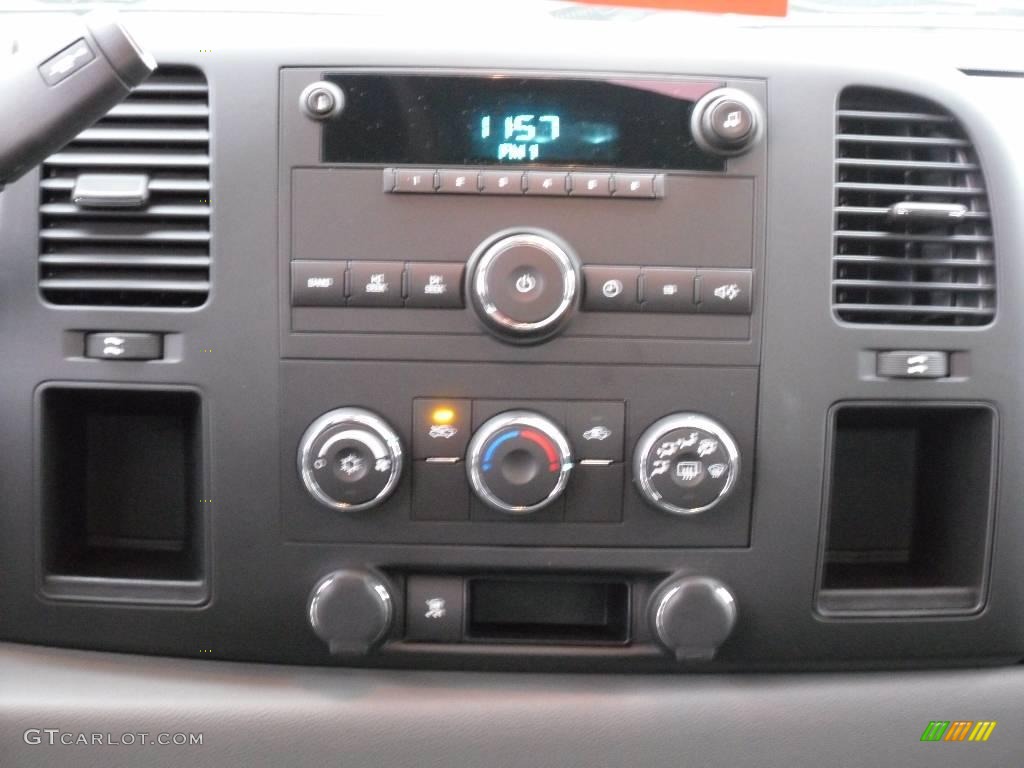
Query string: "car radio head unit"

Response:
xmin=320 ymin=73 xmax=730 ymax=170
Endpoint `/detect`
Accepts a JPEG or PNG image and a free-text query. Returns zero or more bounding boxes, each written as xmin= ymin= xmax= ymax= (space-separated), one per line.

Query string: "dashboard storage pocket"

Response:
xmin=38 ymin=385 xmax=207 ymax=604
xmin=818 ymin=403 xmax=996 ymax=617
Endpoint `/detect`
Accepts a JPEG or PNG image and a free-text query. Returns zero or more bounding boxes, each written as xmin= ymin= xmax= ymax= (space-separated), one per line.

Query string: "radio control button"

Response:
xmin=479 ymin=170 xmax=524 ymax=195
xmin=708 ymin=98 xmax=755 ymax=145
xmin=641 ymin=267 xmax=697 ymax=313
xmin=569 ymin=172 xmax=612 ymax=197
xmin=437 ymin=169 xmax=479 ymax=194
xmin=525 ymin=171 xmax=569 ymax=196
xmin=697 ymin=269 xmax=753 ymax=314
xmin=468 ymin=231 xmax=580 ymax=343
xmin=406 ymin=262 xmax=464 ymax=309
xmin=348 ymin=261 xmax=404 ymax=307
xmin=291 ymin=260 xmax=348 ymax=307
xmin=394 ymin=168 xmax=437 ymax=193
xmin=692 ymin=88 xmax=762 ymax=156
xmin=582 ymin=265 xmax=640 ymax=312
xmin=613 ymin=173 xmax=657 ymax=199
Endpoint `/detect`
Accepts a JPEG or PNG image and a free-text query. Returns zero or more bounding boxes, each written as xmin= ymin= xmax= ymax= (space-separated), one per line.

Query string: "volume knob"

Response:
xmin=467 ymin=229 xmax=580 ymax=344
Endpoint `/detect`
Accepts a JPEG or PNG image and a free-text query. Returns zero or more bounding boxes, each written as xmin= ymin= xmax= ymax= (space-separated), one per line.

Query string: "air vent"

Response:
xmin=833 ymin=87 xmax=994 ymax=326
xmin=38 ymin=66 xmax=210 ymax=307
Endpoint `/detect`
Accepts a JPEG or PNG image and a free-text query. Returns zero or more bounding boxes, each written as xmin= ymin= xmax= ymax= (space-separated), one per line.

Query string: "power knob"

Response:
xmin=691 ymin=88 xmax=762 ymax=156
xmin=467 ymin=410 xmax=574 ymax=514
xmin=308 ymin=569 xmax=394 ymax=655
xmin=467 ymin=229 xmax=581 ymax=344
xmin=297 ymin=407 xmax=403 ymax=512
xmin=650 ymin=575 xmax=737 ymax=661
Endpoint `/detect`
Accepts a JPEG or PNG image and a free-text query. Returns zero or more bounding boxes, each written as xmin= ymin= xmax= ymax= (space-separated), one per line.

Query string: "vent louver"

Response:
xmin=833 ymin=87 xmax=994 ymax=326
xmin=38 ymin=66 xmax=210 ymax=307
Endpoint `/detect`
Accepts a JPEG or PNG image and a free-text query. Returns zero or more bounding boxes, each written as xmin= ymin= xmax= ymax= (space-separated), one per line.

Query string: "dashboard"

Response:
xmin=1 ymin=3 xmax=1024 ymax=765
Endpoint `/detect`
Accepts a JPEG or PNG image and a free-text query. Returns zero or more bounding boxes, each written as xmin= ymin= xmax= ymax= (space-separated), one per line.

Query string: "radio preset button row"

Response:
xmin=384 ymin=168 xmax=665 ymax=199
xmin=581 ymin=265 xmax=753 ymax=315
xmin=291 ymin=260 xmax=464 ymax=309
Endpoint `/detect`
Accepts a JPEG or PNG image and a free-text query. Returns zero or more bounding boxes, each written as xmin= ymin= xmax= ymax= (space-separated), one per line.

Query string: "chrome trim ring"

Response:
xmin=467 ymin=410 xmax=574 ymax=515
xmin=469 ymin=230 xmax=579 ymax=340
xmin=633 ymin=413 xmax=740 ymax=515
xmin=297 ymin=407 xmax=403 ymax=512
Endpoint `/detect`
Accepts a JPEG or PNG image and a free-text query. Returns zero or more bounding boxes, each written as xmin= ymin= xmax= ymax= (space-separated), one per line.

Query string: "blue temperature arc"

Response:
xmin=482 ymin=430 xmax=519 ymax=472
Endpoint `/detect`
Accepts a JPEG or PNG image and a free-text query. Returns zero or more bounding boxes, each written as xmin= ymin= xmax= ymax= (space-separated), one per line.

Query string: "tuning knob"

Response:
xmin=650 ymin=575 xmax=737 ymax=661
xmin=308 ymin=569 xmax=394 ymax=655
xmin=467 ymin=410 xmax=574 ymax=514
xmin=297 ymin=407 xmax=403 ymax=512
xmin=691 ymin=88 xmax=762 ymax=156
xmin=633 ymin=413 xmax=740 ymax=515
xmin=467 ymin=229 xmax=580 ymax=344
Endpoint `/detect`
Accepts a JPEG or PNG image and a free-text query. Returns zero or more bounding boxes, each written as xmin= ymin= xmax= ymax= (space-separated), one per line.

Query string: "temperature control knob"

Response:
xmin=650 ymin=574 xmax=737 ymax=661
xmin=633 ymin=413 xmax=740 ymax=515
xmin=467 ymin=229 xmax=580 ymax=344
xmin=467 ymin=410 xmax=574 ymax=514
xmin=308 ymin=568 xmax=394 ymax=655
xmin=298 ymin=407 xmax=403 ymax=512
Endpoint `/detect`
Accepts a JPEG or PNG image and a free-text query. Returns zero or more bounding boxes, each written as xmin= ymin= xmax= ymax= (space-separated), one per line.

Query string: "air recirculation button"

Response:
xmin=298 ymin=407 xmax=403 ymax=512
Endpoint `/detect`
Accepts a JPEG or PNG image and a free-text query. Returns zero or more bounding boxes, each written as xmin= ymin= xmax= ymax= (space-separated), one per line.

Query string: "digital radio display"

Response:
xmin=321 ymin=74 xmax=725 ymax=171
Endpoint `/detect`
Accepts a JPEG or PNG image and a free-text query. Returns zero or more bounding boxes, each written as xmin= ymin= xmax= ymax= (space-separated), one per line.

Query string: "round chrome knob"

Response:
xmin=297 ymin=407 xmax=403 ymax=512
xmin=467 ymin=410 xmax=574 ymax=514
xmin=691 ymin=88 xmax=762 ymax=156
xmin=308 ymin=569 xmax=394 ymax=655
xmin=650 ymin=575 xmax=737 ymax=661
xmin=633 ymin=413 xmax=740 ymax=515
xmin=467 ymin=229 xmax=580 ymax=344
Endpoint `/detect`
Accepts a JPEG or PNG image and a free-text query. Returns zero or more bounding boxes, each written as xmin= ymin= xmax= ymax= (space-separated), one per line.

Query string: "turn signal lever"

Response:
xmin=0 ymin=11 xmax=155 ymax=190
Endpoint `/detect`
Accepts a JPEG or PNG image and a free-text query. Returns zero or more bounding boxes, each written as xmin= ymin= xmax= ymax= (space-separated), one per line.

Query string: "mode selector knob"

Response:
xmin=633 ymin=414 xmax=740 ymax=515
xmin=467 ymin=411 xmax=574 ymax=514
xmin=467 ymin=229 xmax=581 ymax=344
xmin=298 ymin=407 xmax=403 ymax=512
